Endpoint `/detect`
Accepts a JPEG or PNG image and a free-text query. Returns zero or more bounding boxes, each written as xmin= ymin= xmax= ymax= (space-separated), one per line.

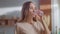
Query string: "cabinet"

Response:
xmin=0 ymin=26 xmax=15 ymax=34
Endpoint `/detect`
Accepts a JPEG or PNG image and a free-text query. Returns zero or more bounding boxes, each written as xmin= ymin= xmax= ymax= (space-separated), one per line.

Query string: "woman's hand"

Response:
xmin=35 ymin=14 xmax=41 ymax=21
xmin=42 ymin=15 xmax=51 ymax=34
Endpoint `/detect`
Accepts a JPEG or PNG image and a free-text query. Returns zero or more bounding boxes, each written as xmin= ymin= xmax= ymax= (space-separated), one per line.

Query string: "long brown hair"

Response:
xmin=21 ymin=1 xmax=32 ymax=22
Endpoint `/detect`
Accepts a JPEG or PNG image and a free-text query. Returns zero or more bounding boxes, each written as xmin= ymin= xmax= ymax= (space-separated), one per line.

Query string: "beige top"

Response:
xmin=16 ymin=21 xmax=44 ymax=34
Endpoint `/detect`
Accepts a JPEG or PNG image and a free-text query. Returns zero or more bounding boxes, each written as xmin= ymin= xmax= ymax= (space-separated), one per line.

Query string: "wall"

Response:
xmin=0 ymin=0 xmax=39 ymax=16
xmin=51 ymin=0 xmax=60 ymax=34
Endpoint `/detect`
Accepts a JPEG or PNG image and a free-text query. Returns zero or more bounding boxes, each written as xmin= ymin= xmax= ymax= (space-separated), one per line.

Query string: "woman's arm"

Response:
xmin=35 ymin=12 xmax=51 ymax=34
xmin=42 ymin=16 xmax=51 ymax=34
xmin=34 ymin=14 xmax=50 ymax=34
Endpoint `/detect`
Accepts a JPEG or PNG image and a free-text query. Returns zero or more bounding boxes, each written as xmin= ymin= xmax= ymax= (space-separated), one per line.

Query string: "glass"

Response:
xmin=34 ymin=9 xmax=44 ymax=16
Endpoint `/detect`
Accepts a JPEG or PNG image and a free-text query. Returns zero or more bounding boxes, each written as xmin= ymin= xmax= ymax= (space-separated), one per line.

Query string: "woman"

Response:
xmin=15 ymin=1 xmax=50 ymax=34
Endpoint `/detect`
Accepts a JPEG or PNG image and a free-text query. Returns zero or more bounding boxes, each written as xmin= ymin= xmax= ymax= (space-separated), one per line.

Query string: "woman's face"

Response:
xmin=29 ymin=3 xmax=36 ymax=17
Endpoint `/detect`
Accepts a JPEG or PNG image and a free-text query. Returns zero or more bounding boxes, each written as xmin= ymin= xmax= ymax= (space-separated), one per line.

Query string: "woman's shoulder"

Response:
xmin=16 ymin=22 xmax=26 ymax=29
xmin=16 ymin=22 xmax=25 ymax=25
xmin=16 ymin=22 xmax=30 ymax=27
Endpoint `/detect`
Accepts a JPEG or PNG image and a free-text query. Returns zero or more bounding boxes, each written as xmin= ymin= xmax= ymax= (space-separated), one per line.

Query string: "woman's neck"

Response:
xmin=23 ymin=17 xmax=34 ymax=24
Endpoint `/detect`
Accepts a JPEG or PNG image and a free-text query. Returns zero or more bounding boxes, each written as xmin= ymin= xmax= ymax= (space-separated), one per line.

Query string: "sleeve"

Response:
xmin=15 ymin=24 xmax=26 ymax=34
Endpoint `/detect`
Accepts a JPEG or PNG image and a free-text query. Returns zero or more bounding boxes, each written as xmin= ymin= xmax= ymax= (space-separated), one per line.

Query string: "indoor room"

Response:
xmin=0 ymin=0 xmax=60 ymax=34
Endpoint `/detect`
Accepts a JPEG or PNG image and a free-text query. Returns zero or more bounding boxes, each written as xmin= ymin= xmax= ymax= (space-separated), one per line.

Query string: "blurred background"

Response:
xmin=0 ymin=0 xmax=60 ymax=34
